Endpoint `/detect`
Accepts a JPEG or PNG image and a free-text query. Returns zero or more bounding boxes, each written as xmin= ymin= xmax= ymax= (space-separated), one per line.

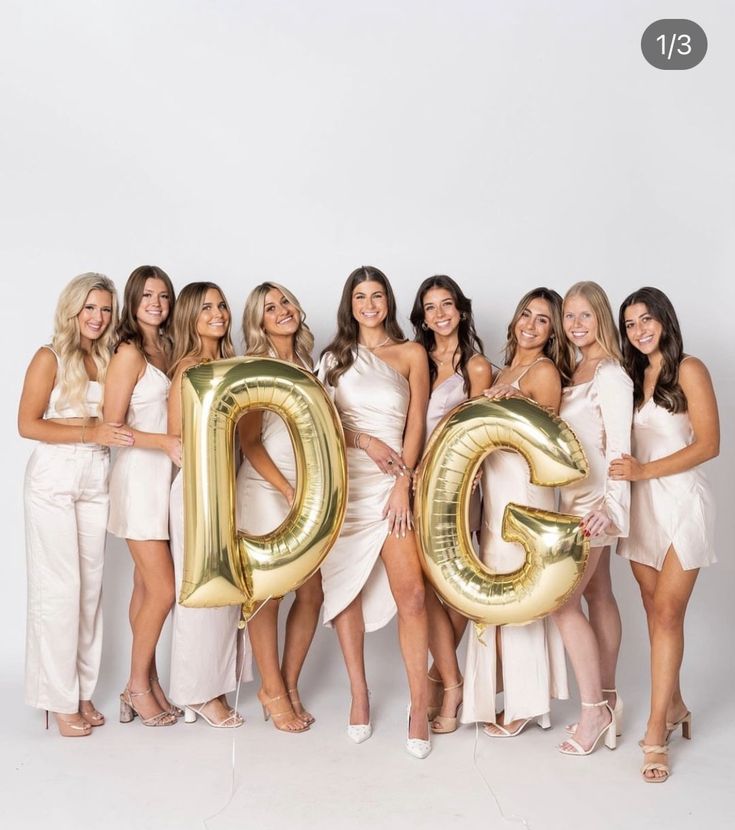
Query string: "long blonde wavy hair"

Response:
xmin=241 ymin=282 xmax=314 ymax=369
xmin=51 ymin=273 xmax=118 ymax=415
xmin=169 ymin=281 xmax=235 ymax=378
xmin=564 ymin=281 xmax=622 ymax=362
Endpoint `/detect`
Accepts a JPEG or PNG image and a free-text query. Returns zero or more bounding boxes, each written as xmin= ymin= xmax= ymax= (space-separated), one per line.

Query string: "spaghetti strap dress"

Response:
xmin=318 ymin=347 xmax=410 ymax=631
xmin=617 ymin=360 xmax=715 ymax=571
xmin=462 ymin=358 xmax=568 ymax=724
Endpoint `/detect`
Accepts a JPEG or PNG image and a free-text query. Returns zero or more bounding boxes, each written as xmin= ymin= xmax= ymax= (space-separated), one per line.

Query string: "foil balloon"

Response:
xmin=178 ymin=357 xmax=347 ymax=620
xmin=415 ymin=396 xmax=589 ymax=626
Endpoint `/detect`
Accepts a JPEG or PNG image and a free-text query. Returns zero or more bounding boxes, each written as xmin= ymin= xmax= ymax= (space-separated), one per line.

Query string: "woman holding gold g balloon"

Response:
xmin=553 ymin=281 xmax=632 ymax=756
xmin=236 ymin=282 xmax=321 ymax=733
xmin=19 ymin=273 xmax=132 ymax=736
xmin=409 ymin=275 xmax=493 ymax=734
xmin=319 ymin=265 xmax=432 ymax=759
xmin=463 ymin=287 xmax=573 ymax=737
xmin=611 ymin=288 xmax=718 ymax=782
xmin=105 ymin=266 xmax=181 ymax=727
xmin=167 ymin=282 xmax=251 ymax=728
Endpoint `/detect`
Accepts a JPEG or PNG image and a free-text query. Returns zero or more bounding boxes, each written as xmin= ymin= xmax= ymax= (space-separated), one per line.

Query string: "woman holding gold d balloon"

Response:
xmin=463 ymin=288 xmax=572 ymax=737
xmin=554 ymin=281 xmax=632 ymax=756
xmin=167 ymin=282 xmax=251 ymax=728
xmin=409 ymin=275 xmax=493 ymax=734
xmin=236 ymin=282 xmax=322 ymax=733
xmin=612 ymin=288 xmax=718 ymax=782
xmin=319 ymin=265 xmax=432 ymax=759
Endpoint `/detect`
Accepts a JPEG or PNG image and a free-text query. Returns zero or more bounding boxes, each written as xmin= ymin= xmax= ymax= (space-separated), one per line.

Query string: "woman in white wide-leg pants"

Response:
xmin=18 ymin=273 xmax=133 ymax=737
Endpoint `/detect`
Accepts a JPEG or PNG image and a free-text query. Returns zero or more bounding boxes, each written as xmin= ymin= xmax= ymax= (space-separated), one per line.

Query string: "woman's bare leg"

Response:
xmin=282 ymin=572 xmax=323 ymax=720
xmin=333 ymin=594 xmax=369 ymax=726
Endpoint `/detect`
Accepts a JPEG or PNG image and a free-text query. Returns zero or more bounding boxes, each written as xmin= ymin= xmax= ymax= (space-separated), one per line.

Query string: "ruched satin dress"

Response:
xmin=318 ymin=347 xmax=410 ymax=631
xmin=462 ymin=359 xmax=568 ymax=724
xmin=108 ymin=361 xmax=173 ymax=540
xmin=559 ymin=358 xmax=633 ymax=547
xmin=617 ymin=365 xmax=716 ymax=570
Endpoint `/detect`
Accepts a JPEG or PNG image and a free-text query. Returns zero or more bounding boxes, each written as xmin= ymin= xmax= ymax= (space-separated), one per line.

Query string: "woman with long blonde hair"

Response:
xmin=167 ymin=282 xmax=251 ymax=728
xmin=464 ymin=287 xmax=572 ymax=739
xmin=554 ymin=280 xmax=632 ymax=756
xmin=236 ymin=282 xmax=321 ymax=732
xmin=18 ymin=273 xmax=133 ymax=736
xmin=105 ymin=265 xmax=181 ymax=727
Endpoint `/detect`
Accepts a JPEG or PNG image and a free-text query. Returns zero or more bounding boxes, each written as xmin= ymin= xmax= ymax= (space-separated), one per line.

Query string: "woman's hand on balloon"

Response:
xmin=609 ymin=453 xmax=647 ymax=481
xmin=383 ymin=476 xmax=413 ymax=538
xmin=483 ymin=384 xmax=521 ymax=400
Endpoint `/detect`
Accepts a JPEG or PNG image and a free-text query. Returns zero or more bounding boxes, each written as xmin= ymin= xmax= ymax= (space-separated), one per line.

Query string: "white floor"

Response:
xmin=3 ymin=575 xmax=734 ymax=830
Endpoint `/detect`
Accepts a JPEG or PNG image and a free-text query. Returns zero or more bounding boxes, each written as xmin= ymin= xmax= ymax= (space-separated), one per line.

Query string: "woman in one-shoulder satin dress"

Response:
xmin=611 ymin=287 xmax=718 ymax=782
xmin=236 ymin=282 xmax=322 ymax=733
xmin=167 ymin=282 xmax=251 ymax=728
xmin=409 ymin=275 xmax=492 ymax=733
xmin=464 ymin=288 xmax=573 ymax=737
xmin=319 ymin=265 xmax=432 ymax=758
xmin=553 ymin=281 xmax=632 ymax=756
xmin=105 ymin=265 xmax=181 ymax=727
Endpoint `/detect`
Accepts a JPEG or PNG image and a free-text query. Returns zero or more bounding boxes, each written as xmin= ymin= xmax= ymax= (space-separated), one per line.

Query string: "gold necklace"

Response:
xmin=359 ymin=336 xmax=392 ymax=351
xmin=432 ymin=346 xmax=458 ymax=366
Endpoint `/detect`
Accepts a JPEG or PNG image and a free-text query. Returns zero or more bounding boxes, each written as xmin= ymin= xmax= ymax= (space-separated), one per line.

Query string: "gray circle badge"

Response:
xmin=641 ymin=20 xmax=707 ymax=70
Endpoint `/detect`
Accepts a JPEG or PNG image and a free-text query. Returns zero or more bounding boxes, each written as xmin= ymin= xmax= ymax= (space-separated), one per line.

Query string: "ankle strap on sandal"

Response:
xmin=601 ymin=688 xmax=618 ymax=694
xmin=443 ymin=680 xmax=463 ymax=692
xmin=427 ymin=673 xmax=442 ymax=684
xmin=581 ymin=700 xmax=608 ymax=708
xmin=640 ymin=743 xmax=668 ymax=754
xmin=127 ymin=687 xmax=153 ymax=697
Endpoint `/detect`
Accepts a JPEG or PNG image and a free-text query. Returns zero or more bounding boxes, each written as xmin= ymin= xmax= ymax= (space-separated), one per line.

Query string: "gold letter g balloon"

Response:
xmin=415 ymin=397 xmax=589 ymax=626
xmin=178 ymin=357 xmax=347 ymax=619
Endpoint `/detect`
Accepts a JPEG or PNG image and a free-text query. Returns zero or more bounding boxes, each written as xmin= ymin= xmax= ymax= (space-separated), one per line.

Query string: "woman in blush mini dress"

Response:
xmin=611 ymin=287 xmax=718 ymax=782
xmin=167 ymin=282 xmax=251 ymax=728
xmin=236 ymin=282 xmax=322 ymax=733
xmin=464 ymin=288 xmax=573 ymax=738
xmin=554 ymin=281 xmax=632 ymax=756
xmin=19 ymin=273 xmax=133 ymax=736
xmin=409 ymin=275 xmax=492 ymax=734
xmin=319 ymin=265 xmax=432 ymax=758
xmin=105 ymin=265 xmax=181 ymax=727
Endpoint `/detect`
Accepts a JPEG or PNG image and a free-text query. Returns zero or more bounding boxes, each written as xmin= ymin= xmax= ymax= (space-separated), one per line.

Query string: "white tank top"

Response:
xmin=42 ymin=346 xmax=102 ymax=419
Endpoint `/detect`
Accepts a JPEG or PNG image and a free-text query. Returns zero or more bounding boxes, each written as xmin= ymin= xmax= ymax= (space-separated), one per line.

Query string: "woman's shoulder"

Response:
xmin=595 ymin=357 xmax=632 ymax=388
xmin=467 ymin=353 xmax=493 ymax=373
xmin=678 ymin=355 xmax=711 ymax=387
xmin=527 ymin=356 xmax=560 ymax=381
xmin=111 ymin=340 xmax=145 ymax=367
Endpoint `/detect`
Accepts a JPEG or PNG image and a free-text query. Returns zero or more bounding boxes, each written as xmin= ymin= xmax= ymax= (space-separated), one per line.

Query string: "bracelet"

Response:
xmin=81 ymin=424 xmax=87 ymax=444
xmin=363 ymin=435 xmax=372 ymax=451
xmin=354 ymin=432 xmax=363 ymax=450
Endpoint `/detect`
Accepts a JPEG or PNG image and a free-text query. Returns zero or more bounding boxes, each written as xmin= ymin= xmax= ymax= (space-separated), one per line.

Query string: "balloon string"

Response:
xmin=469 ymin=624 xmax=530 ymax=829
xmin=202 ymin=596 xmax=273 ymax=830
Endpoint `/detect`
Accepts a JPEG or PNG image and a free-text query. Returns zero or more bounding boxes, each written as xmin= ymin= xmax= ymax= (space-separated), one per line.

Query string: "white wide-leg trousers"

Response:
xmin=24 ymin=443 xmax=109 ymax=713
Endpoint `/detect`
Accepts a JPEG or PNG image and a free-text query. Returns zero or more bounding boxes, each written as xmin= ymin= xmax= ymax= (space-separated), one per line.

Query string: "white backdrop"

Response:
xmin=1 ymin=1 xmax=733 ymax=817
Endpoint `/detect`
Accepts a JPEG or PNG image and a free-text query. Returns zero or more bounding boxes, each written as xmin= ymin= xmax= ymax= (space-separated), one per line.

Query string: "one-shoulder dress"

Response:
xmin=462 ymin=360 xmax=568 ymax=724
xmin=108 ymin=361 xmax=173 ymax=540
xmin=559 ymin=358 xmax=633 ymax=547
xmin=318 ymin=347 xmax=410 ymax=631
xmin=617 ymin=376 xmax=716 ymax=571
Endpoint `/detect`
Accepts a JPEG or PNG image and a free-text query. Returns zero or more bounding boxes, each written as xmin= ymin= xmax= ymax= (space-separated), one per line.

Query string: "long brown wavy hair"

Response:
xmin=169 ymin=282 xmax=235 ymax=378
xmin=409 ymin=275 xmax=485 ymax=394
xmin=321 ymin=266 xmax=406 ymax=386
xmin=114 ymin=265 xmax=176 ymax=358
xmin=503 ymin=287 xmax=575 ymax=386
xmin=619 ymin=286 xmax=687 ymax=413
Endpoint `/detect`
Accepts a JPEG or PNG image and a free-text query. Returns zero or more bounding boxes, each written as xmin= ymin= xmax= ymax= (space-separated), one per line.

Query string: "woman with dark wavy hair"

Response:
xmin=105 ymin=265 xmax=180 ymax=727
xmin=464 ymin=287 xmax=572 ymax=738
xmin=319 ymin=266 xmax=432 ymax=758
xmin=410 ymin=275 xmax=492 ymax=733
xmin=611 ymin=287 xmax=718 ymax=782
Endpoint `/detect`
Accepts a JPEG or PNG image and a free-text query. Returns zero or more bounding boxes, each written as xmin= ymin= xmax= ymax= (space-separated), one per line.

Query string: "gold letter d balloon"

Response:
xmin=415 ymin=397 xmax=589 ymax=626
xmin=178 ymin=357 xmax=347 ymax=620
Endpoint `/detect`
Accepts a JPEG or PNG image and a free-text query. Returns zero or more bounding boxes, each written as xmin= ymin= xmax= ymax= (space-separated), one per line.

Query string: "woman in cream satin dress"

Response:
xmin=464 ymin=288 xmax=572 ymax=736
xmin=553 ymin=282 xmax=632 ymax=756
xmin=105 ymin=265 xmax=181 ymax=727
xmin=611 ymin=287 xmax=718 ymax=782
xmin=19 ymin=273 xmax=133 ymax=737
xmin=409 ymin=275 xmax=492 ymax=733
xmin=319 ymin=265 xmax=432 ymax=758
xmin=167 ymin=282 xmax=251 ymax=728
xmin=236 ymin=282 xmax=321 ymax=733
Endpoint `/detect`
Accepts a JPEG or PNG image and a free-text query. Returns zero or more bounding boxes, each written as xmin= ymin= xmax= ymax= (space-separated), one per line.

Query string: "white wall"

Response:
xmin=2 ymin=1 xmax=733 ymax=697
